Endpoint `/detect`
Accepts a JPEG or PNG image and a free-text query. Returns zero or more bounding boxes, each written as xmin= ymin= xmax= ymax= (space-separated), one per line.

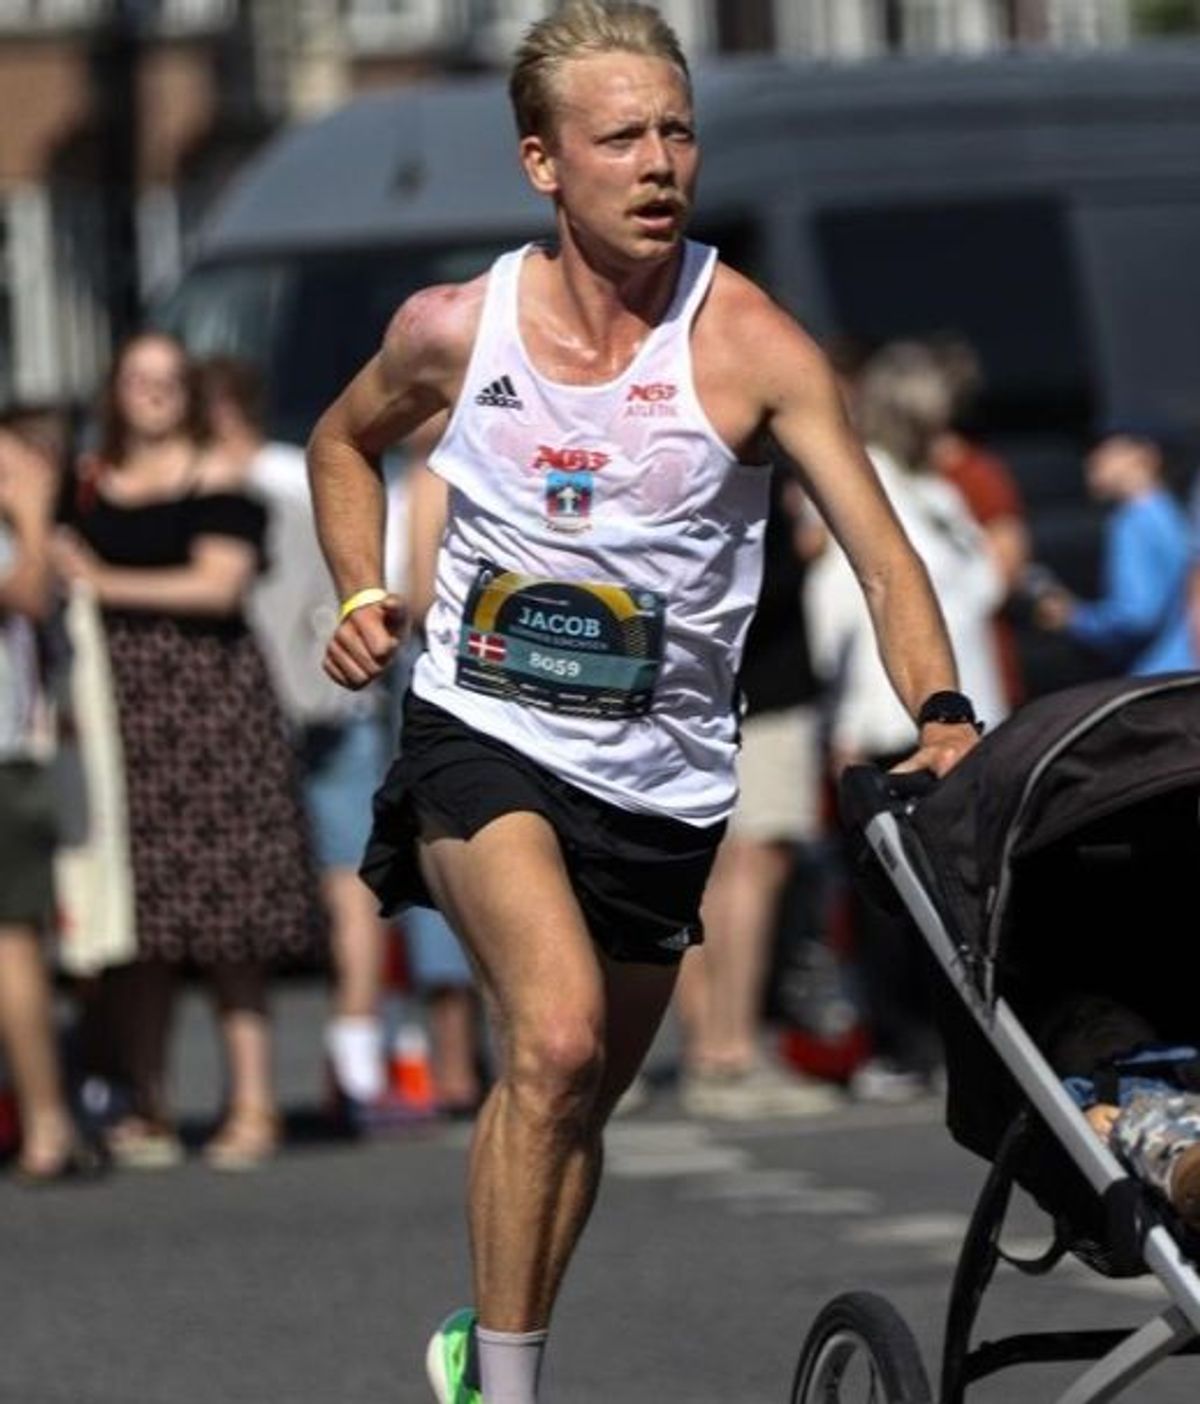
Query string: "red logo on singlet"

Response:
xmin=530 ymin=445 xmax=610 ymax=472
xmin=625 ymin=382 xmax=679 ymax=417
xmin=627 ymin=383 xmax=677 ymax=402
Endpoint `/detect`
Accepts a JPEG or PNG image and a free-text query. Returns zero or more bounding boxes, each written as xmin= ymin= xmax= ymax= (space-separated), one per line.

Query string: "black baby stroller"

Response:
xmin=791 ymin=674 xmax=1200 ymax=1403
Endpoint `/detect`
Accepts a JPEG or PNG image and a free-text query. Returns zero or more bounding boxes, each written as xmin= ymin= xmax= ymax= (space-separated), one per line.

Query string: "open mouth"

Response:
xmin=631 ymin=199 xmax=682 ymax=231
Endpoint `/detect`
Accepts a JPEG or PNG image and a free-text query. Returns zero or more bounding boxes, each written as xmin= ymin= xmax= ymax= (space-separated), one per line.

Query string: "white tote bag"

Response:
xmin=52 ymin=584 xmax=137 ymax=976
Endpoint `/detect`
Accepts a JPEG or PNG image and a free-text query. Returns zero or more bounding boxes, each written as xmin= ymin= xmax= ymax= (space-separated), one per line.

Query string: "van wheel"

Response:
xmin=790 ymin=1291 xmax=932 ymax=1403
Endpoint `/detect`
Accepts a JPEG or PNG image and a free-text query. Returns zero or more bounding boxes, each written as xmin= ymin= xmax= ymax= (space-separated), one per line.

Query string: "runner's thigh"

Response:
xmin=417 ymin=810 xmax=604 ymax=1034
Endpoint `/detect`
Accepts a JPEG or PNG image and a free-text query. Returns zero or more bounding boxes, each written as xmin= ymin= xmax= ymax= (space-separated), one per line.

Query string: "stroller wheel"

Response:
xmin=790 ymin=1291 xmax=932 ymax=1403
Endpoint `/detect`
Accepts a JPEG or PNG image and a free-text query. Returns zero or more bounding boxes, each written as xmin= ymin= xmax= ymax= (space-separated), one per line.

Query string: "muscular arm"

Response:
xmin=307 ymin=283 xmax=477 ymax=688
xmin=720 ymin=283 xmax=978 ymax=772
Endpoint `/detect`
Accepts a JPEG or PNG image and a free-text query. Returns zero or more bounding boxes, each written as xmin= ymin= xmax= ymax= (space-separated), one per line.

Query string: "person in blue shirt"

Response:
xmin=1034 ymin=424 xmax=1197 ymax=675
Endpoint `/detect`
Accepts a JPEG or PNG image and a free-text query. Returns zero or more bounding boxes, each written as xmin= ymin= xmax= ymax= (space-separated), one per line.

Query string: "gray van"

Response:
xmin=162 ymin=45 xmax=1200 ymax=682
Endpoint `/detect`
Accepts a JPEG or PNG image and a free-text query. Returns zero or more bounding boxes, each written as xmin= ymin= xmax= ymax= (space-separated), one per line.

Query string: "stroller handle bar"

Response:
xmin=838 ymin=764 xmax=937 ymax=835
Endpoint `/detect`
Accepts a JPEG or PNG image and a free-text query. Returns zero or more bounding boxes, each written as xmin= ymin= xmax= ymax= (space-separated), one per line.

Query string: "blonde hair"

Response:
xmin=855 ymin=341 xmax=954 ymax=472
xmin=509 ymin=0 xmax=691 ymax=141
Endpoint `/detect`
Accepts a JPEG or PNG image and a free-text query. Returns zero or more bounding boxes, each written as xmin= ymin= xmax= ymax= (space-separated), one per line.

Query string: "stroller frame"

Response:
xmin=860 ymin=784 xmax=1200 ymax=1403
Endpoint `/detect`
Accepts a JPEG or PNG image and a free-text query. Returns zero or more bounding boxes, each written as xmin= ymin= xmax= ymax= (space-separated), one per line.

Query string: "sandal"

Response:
xmin=105 ymin=1117 xmax=185 ymax=1171
xmin=204 ymin=1109 xmax=280 ymax=1172
xmin=13 ymin=1138 xmax=106 ymax=1187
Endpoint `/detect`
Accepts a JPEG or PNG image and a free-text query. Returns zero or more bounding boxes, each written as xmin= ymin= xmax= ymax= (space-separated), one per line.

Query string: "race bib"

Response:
xmin=455 ymin=561 xmax=665 ymax=718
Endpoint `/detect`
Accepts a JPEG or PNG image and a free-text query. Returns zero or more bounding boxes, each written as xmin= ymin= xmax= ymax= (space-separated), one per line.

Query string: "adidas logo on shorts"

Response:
xmin=474 ymin=374 xmax=523 ymax=410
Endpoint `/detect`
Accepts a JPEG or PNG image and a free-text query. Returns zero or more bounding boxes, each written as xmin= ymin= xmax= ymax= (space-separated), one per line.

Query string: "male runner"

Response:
xmin=307 ymin=5 xmax=982 ymax=1400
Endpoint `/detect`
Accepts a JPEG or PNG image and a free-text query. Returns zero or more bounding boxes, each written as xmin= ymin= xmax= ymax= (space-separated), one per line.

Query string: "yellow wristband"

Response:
xmin=338 ymin=587 xmax=389 ymax=623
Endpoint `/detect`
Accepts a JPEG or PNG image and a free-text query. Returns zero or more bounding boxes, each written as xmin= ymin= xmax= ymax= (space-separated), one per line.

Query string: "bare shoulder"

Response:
xmin=193 ymin=448 xmax=253 ymax=494
xmin=381 ymin=273 xmax=489 ymax=382
xmin=312 ymin=273 xmax=490 ymax=446
xmin=694 ymin=262 xmax=836 ymax=439
xmin=703 ymin=262 xmax=827 ymax=376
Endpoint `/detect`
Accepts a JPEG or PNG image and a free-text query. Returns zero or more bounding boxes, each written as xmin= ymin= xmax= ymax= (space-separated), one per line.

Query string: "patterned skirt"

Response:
xmin=103 ymin=611 xmax=325 ymax=966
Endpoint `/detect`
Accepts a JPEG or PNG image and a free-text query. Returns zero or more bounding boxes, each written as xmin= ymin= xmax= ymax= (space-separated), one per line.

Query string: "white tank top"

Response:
xmin=413 ymin=241 xmax=770 ymax=824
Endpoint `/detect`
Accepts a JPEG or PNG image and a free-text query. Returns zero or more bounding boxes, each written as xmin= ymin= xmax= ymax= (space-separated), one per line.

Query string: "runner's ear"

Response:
xmin=519 ymin=134 xmax=559 ymax=197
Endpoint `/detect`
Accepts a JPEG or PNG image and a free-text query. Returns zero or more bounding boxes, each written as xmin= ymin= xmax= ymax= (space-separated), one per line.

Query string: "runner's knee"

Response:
xmin=508 ymin=1016 xmax=605 ymax=1122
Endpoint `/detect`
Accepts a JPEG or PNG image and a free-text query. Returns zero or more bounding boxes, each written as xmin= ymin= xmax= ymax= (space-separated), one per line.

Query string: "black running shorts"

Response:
xmin=360 ymin=693 xmax=726 ymax=965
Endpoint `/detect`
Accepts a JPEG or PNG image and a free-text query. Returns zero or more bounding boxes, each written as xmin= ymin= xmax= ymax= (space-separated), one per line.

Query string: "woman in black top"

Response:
xmin=55 ymin=332 xmax=322 ymax=1170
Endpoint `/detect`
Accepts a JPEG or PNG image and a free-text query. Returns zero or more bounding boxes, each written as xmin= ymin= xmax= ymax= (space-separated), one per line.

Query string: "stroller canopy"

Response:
xmin=910 ymin=673 xmax=1200 ymax=980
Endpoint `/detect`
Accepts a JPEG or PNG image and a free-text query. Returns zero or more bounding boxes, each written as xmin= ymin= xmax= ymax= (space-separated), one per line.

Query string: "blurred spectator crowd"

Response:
xmin=1 ymin=322 xmax=1198 ymax=1184
xmin=0 ymin=332 xmax=484 ymax=1183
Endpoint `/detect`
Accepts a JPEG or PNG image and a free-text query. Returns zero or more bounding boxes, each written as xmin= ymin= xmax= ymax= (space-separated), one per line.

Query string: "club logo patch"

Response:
xmin=530 ymin=444 xmax=610 ymax=533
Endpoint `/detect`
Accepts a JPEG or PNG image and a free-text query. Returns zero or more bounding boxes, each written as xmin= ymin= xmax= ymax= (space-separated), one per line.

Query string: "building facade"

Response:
xmin=0 ymin=0 xmax=1193 ymax=407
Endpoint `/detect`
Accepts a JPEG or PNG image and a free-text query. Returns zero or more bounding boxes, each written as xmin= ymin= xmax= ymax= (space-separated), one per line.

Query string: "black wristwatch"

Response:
xmin=917 ymin=690 xmax=984 ymax=734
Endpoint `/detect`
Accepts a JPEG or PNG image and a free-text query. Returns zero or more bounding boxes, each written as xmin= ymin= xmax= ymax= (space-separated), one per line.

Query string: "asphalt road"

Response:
xmin=2 ymin=982 xmax=1198 ymax=1404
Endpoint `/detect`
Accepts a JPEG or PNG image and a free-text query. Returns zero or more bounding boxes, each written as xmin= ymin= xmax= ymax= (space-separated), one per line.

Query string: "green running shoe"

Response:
xmin=426 ymin=1308 xmax=481 ymax=1404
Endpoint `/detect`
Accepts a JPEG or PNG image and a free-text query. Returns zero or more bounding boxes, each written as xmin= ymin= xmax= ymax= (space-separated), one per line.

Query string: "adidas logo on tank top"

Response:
xmin=474 ymin=374 xmax=523 ymax=409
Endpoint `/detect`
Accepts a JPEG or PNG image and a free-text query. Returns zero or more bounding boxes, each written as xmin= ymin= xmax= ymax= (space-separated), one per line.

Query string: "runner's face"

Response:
xmin=525 ymin=53 xmax=697 ymax=265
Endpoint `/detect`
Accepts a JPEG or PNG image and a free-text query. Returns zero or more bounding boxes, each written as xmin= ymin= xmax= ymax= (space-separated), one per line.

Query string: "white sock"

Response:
xmin=475 ymin=1325 xmax=548 ymax=1404
xmin=325 ymin=1016 xmax=384 ymax=1102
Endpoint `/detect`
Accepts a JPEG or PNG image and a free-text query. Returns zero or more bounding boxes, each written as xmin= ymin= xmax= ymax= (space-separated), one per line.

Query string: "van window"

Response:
xmin=813 ymin=197 xmax=1094 ymax=435
xmin=692 ymin=219 xmax=759 ymax=280
xmin=158 ymin=261 xmax=289 ymax=373
xmin=161 ymin=242 xmax=508 ymax=444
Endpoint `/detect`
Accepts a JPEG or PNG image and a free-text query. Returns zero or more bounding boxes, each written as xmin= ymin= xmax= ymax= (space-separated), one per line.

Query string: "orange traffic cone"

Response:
xmin=389 ymin=1021 xmax=437 ymax=1114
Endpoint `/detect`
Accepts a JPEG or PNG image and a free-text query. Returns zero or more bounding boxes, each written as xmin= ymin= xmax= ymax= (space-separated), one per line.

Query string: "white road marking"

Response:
xmin=1075 ymin=1272 xmax=1170 ymax=1301
xmin=683 ymin=1169 xmax=879 ymax=1216
xmin=583 ymin=1108 xmax=1183 ymax=1300
xmin=605 ymin=1121 xmax=752 ymax=1178
xmin=717 ymin=1100 xmax=940 ymax=1141
xmin=604 ymin=1123 xmax=880 ymax=1215
xmin=686 ymin=1168 xmax=819 ymax=1198
xmin=846 ymin=1212 xmax=972 ymax=1246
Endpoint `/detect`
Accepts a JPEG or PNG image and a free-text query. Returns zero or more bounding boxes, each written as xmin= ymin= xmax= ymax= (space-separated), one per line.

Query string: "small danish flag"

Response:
xmin=467 ymin=632 xmax=507 ymax=663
